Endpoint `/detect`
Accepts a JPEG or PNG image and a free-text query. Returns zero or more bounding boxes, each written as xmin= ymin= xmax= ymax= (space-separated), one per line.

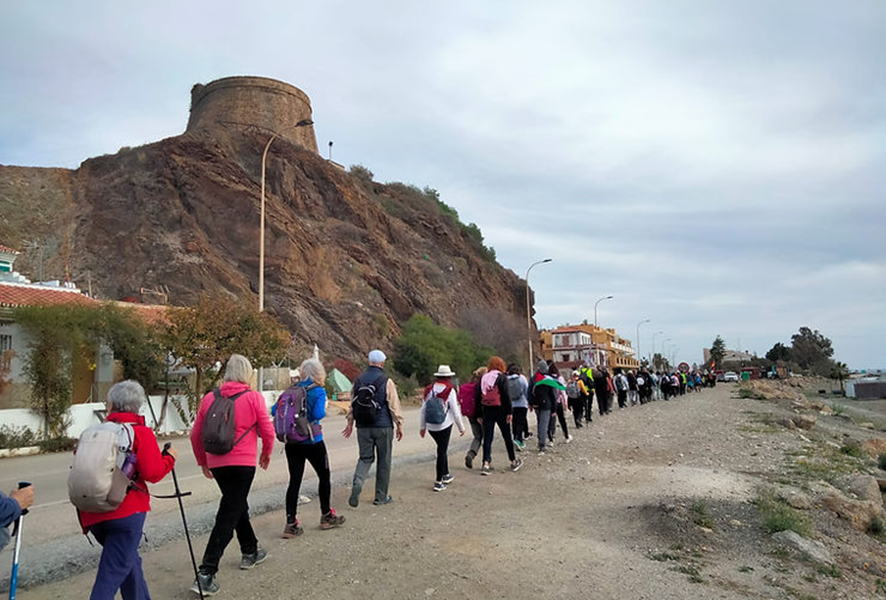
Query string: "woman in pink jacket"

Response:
xmin=189 ymin=354 xmax=275 ymax=596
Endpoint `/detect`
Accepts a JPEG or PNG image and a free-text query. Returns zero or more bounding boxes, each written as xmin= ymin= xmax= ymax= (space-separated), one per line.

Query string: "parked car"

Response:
xmin=723 ymin=371 xmax=739 ymax=382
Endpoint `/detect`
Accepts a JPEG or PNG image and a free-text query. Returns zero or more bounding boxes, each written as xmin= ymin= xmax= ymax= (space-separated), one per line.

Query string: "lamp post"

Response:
xmin=525 ymin=258 xmax=552 ymax=371
xmin=260 ymin=118 xmax=314 ymax=312
xmin=636 ymin=319 xmax=650 ymax=368
xmin=651 ymin=330 xmax=663 ymax=365
xmin=661 ymin=338 xmax=671 ymax=370
xmin=258 ymin=118 xmax=313 ymax=393
xmin=593 ymin=295 xmax=613 ymax=367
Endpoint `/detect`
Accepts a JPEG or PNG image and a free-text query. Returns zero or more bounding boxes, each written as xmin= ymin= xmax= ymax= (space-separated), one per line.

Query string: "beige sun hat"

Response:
xmin=434 ymin=365 xmax=456 ymax=378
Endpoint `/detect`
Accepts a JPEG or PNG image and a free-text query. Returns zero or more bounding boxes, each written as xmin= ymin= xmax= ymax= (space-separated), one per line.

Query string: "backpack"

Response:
xmin=68 ymin=422 xmax=136 ymax=513
xmin=637 ymin=376 xmax=645 ymax=387
xmin=565 ymin=380 xmax=580 ymax=399
xmin=201 ymin=389 xmax=251 ymax=455
xmin=274 ymin=383 xmax=320 ymax=444
xmin=457 ymin=382 xmax=477 ymax=418
xmin=480 ymin=372 xmax=501 ymax=406
xmin=506 ymin=376 xmax=524 ymax=405
xmin=352 ymin=375 xmax=386 ymax=426
xmin=423 ymin=383 xmax=452 ymax=425
xmin=615 ymin=375 xmax=628 ymax=391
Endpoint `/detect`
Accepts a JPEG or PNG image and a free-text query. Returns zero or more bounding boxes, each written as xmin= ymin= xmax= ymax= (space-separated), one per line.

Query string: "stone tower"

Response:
xmin=186 ymin=76 xmax=319 ymax=154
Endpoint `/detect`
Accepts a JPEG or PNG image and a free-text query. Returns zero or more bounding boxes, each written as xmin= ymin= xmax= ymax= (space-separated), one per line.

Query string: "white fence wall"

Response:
xmin=0 ymin=391 xmax=283 ymax=439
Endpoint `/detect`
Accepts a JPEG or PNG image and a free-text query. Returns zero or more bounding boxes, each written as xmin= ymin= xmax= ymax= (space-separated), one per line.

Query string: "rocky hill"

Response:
xmin=0 ymin=127 xmax=533 ymax=361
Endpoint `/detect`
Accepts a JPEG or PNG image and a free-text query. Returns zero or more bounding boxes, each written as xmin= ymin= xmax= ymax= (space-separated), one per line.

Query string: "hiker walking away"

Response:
xmin=614 ymin=369 xmax=629 ymax=409
xmin=579 ymin=363 xmax=595 ymax=423
xmin=528 ymin=360 xmax=560 ymax=454
xmin=567 ymin=371 xmax=587 ymax=428
xmin=627 ymin=370 xmax=639 ymax=406
xmin=637 ymin=369 xmax=651 ymax=404
xmin=478 ymin=356 xmax=523 ymax=475
xmin=343 ymin=350 xmax=404 ymax=507
xmin=458 ymin=367 xmax=486 ymax=469
xmin=506 ymin=363 xmax=530 ymax=450
xmin=592 ymin=367 xmax=610 ymax=415
xmin=548 ymin=363 xmax=572 ymax=444
xmin=77 ymin=380 xmax=176 ymax=600
xmin=278 ymin=358 xmax=345 ymax=539
xmin=420 ymin=365 xmax=466 ymax=491
xmin=1 ymin=485 xmax=34 ymax=552
xmin=190 ymin=354 xmax=275 ymax=596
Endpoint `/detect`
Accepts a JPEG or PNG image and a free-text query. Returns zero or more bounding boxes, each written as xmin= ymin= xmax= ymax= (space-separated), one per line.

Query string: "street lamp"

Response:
xmin=661 ymin=338 xmax=671 ymax=370
xmin=525 ymin=258 xmax=552 ymax=371
xmin=593 ymin=295 xmax=613 ymax=367
xmin=260 ymin=118 xmax=314 ymax=312
xmin=636 ymin=319 xmax=650 ymax=367
xmin=651 ymin=330 xmax=663 ymax=364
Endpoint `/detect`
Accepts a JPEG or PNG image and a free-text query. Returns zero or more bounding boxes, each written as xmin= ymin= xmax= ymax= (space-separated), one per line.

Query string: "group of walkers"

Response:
xmin=45 ymin=346 xmax=718 ymax=599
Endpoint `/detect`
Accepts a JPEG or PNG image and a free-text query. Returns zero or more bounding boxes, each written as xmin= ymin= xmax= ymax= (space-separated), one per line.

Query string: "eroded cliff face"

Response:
xmin=0 ymin=129 xmax=534 ymax=360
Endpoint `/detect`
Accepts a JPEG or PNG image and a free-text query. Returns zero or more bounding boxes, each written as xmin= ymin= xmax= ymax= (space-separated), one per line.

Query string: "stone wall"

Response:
xmin=186 ymin=76 xmax=319 ymax=154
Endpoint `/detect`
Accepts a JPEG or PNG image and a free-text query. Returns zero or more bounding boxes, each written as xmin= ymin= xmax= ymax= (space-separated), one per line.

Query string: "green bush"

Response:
xmin=38 ymin=436 xmax=77 ymax=453
xmin=756 ymin=493 xmax=813 ymax=537
xmin=392 ymin=314 xmax=492 ymax=385
xmin=840 ymin=444 xmax=865 ymax=459
xmin=0 ymin=425 xmax=36 ymax=450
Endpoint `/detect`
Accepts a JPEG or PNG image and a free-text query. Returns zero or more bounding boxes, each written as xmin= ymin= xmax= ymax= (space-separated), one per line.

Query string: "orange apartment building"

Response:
xmin=542 ymin=322 xmax=640 ymax=371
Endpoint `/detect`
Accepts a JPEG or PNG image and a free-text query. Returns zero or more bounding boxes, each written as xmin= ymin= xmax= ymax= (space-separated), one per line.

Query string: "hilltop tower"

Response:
xmin=186 ymin=76 xmax=319 ymax=154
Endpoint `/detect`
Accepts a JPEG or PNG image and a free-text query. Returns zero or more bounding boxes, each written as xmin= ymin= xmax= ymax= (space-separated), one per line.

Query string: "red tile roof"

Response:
xmin=0 ymin=245 xmax=20 ymax=254
xmin=0 ymin=283 xmax=97 ymax=308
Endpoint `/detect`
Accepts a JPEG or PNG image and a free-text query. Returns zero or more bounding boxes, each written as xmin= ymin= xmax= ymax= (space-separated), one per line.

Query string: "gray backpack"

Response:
xmin=201 ymin=389 xmax=251 ymax=455
xmin=68 ymin=422 xmax=135 ymax=513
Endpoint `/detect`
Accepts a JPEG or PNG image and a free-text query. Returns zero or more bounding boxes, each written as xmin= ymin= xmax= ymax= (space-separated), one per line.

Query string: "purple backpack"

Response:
xmin=273 ymin=383 xmax=321 ymax=444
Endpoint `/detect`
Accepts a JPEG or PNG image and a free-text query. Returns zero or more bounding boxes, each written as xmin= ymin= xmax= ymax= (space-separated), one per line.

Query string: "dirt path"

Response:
xmin=17 ymin=383 xmax=886 ymax=599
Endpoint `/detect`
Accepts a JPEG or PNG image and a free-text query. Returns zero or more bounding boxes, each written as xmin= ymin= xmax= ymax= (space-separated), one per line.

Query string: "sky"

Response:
xmin=1 ymin=1 xmax=884 ymax=369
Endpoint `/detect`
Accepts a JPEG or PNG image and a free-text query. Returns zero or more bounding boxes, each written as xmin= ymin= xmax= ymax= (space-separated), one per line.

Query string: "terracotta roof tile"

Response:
xmin=0 ymin=283 xmax=97 ymax=308
xmin=0 ymin=245 xmax=20 ymax=254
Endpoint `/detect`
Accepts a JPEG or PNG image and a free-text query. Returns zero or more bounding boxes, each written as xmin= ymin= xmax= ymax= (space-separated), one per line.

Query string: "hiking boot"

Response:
xmin=465 ymin=451 xmax=474 ymax=469
xmin=348 ymin=486 xmax=360 ymax=508
xmin=190 ymin=572 xmax=220 ymax=596
xmin=510 ymin=459 xmax=523 ymax=472
xmin=481 ymin=464 xmax=492 ymax=476
xmin=239 ymin=547 xmax=267 ymax=570
xmin=373 ymin=495 xmax=394 ymax=506
xmin=282 ymin=519 xmax=304 ymax=539
xmin=433 ymin=481 xmax=447 ymax=492
xmin=320 ymin=508 xmax=345 ymax=530
xmin=441 ymin=473 xmax=455 ymax=484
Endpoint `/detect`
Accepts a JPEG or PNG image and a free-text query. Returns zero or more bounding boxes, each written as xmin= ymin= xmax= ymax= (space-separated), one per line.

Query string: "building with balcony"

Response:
xmin=545 ymin=322 xmax=639 ymax=372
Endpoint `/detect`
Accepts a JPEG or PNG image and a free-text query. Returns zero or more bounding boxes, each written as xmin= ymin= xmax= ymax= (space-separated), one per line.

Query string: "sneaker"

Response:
xmin=538 ymin=449 xmax=546 ymax=456
xmin=373 ymin=495 xmax=394 ymax=506
xmin=480 ymin=464 xmax=492 ymax=476
xmin=348 ymin=486 xmax=360 ymax=508
xmin=190 ymin=572 xmax=220 ymax=596
xmin=566 ymin=436 xmax=573 ymax=444
xmin=441 ymin=473 xmax=455 ymax=485
xmin=548 ymin=440 xmax=555 ymax=447
xmin=433 ymin=481 xmax=447 ymax=492
xmin=514 ymin=440 xmax=525 ymax=452
xmin=465 ymin=452 xmax=474 ymax=469
xmin=239 ymin=547 xmax=267 ymax=570
xmin=320 ymin=508 xmax=345 ymax=530
xmin=510 ymin=459 xmax=523 ymax=472
xmin=282 ymin=519 xmax=303 ymax=539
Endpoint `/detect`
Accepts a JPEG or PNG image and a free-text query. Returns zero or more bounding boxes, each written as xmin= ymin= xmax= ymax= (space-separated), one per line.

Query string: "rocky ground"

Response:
xmin=16 ymin=380 xmax=886 ymax=600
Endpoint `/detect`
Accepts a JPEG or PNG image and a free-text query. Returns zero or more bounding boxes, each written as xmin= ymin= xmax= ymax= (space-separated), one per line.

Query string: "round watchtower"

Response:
xmin=186 ymin=76 xmax=319 ymax=154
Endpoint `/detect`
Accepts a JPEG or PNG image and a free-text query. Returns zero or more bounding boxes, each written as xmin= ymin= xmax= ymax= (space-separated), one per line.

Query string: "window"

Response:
xmin=0 ymin=334 xmax=11 ymax=370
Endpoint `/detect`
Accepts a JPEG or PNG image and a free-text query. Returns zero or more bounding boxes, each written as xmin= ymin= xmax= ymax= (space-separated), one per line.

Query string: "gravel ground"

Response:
xmin=12 ymin=382 xmax=886 ymax=600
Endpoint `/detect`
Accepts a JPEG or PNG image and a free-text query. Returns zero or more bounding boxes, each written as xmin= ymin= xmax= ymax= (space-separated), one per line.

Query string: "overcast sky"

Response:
xmin=1 ymin=1 xmax=884 ymax=369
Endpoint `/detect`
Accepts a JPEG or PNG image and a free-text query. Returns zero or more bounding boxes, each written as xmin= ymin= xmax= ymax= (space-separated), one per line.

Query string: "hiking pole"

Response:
xmin=162 ymin=442 xmax=204 ymax=600
xmin=8 ymin=481 xmax=31 ymax=600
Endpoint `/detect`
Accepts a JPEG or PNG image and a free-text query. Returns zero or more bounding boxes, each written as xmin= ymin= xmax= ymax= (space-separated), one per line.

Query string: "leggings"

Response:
xmin=285 ymin=441 xmax=331 ymax=520
xmin=548 ymin=403 xmax=569 ymax=440
xmin=481 ymin=404 xmax=516 ymax=464
xmin=428 ymin=426 xmax=452 ymax=481
xmin=512 ymin=407 xmax=529 ymax=442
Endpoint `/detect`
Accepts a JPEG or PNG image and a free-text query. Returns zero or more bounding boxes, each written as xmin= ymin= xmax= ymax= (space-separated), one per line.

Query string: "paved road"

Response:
xmin=0 ymin=404 xmax=473 ymax=590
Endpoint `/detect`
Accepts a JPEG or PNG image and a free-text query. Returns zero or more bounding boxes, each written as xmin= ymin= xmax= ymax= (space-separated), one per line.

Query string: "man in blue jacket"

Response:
xmin=1 ymin=485 xmax=34 ymax=551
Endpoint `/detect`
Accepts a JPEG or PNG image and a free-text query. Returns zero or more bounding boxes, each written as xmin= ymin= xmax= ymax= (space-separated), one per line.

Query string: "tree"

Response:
xmin=830 ymin=361 xmax=850 ymax=393
xmin=392 ymin=314 xmax=492 ymax=386
xmin=790 ymin=327 xmax=834 ymax=375
xmin=710 ymin=336 xmax=726 ymax=368
xmin=765 ymin=342 xmax=792 ymax=363
xmin=163 ymin=295 xmax=291 ymax=421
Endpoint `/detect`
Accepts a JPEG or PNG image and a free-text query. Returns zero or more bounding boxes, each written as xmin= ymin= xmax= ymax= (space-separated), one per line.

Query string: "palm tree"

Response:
xmin=830 ymin=361 xmax=850 ymax=394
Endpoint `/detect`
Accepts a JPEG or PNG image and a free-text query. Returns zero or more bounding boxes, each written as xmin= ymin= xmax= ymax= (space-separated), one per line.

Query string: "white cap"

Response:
xmin=368 ymin=349 xmax=387 ymax=364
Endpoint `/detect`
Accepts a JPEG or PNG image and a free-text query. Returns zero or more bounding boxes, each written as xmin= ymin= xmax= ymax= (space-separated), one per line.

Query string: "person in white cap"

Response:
xmin=419 ymin=365 xmax=466 ymax=492
xmin=342 ymin=350 xmax=403 ymax=507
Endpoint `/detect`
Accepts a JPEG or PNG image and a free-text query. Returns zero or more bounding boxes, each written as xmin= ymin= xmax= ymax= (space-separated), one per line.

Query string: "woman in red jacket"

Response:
xmin=79 ymin=380 xmax=177 ymax=600
xmin=189 ymin=354 xmax=275 ymax=596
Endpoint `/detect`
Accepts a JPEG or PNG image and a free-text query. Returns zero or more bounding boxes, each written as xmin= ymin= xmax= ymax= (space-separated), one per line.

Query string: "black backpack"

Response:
xmin=352 ymin=376 xmax=386 ymax=427
xmin=201 ymin=389 xmax=251 ymax=455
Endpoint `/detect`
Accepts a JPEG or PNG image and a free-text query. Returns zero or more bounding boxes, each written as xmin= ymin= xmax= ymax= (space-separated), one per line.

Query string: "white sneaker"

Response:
xmin=566 ymin=436 xmax=573 ymax=443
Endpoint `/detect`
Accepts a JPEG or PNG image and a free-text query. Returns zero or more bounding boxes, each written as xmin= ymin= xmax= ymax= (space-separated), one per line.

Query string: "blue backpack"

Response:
xmin=274 ymin=383 xmax=320 ymax=444
xmin=424 ymin=383 xmax=452 ymax=425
